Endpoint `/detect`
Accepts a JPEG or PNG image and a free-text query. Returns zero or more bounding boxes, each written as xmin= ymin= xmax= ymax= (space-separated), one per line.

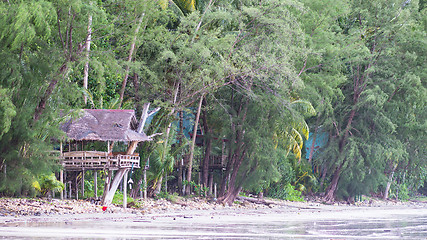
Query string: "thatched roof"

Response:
xmin=61 ymin=109 xmax=150 ymax=142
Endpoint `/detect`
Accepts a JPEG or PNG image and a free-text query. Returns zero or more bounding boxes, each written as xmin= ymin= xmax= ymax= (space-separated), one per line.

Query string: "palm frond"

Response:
xmin=290 ymin=100 xmax=316 ymax=118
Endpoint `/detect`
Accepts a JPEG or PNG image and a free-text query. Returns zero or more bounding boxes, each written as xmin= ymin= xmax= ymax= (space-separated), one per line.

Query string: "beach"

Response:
xmin=0 ymin=197 xmax=426 ymax=239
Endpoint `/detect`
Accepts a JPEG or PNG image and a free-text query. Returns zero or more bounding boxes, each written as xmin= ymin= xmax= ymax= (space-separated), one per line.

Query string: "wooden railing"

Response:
xmin=62 ymin=151 xmax=140 ymax=170
xmin=210 ymin=155 xmax=227 ymax=169
xmin=188 ymin=155 xmax=227 ymax=169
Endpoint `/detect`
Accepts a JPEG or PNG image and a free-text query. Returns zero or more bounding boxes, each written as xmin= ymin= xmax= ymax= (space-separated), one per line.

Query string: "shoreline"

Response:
xmin=1 ymin=196 xmax=426 ymax=224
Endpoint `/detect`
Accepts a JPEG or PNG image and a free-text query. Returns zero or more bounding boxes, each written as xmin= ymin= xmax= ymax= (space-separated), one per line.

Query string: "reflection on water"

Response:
xmin=0 ymin=212 xmax=426 ymax=239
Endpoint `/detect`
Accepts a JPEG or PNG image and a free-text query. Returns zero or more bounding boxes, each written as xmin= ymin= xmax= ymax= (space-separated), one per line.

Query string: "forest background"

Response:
xmin=0 ymin=0 xmax=425 ymax=205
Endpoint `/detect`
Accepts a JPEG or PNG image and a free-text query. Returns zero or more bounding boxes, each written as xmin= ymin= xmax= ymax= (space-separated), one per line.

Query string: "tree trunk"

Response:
xmin=383 ymin=162 xmax=398 ymax=200
xmin=177 ymin=110 xmax=184 ymax=195
xmin=324 ymin=163 xmax=343 ymax=202
xmin=118 ymin=13 xmax=145 ymax=108
xmin=201 ymin=99 xmax=211 ymax=187
xmin=101 ymin=104 xmax=151 ymax=205
xmin=33 ymin=63 xmax=68 ymax=123
xmin=222 ymin=186 xmax=242 ymax=206
xmin=83 ymin=5 xmax=92 ymax=105
xmin=319 ymin=164 xmax=327 ymax=188
xmin=133 ymin=73 xmax=142 ymax=116
xmin=101 ymin=168 xmax=129 ymax=205
xmin=185 ymin=94 xmax=204 ymax=195
xmin=153 ymin=174 xmax=163 ymax=196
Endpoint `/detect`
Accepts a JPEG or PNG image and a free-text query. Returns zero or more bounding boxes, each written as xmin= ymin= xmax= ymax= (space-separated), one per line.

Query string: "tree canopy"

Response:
xmin=0 ymin=0 xmax=425 ymax=202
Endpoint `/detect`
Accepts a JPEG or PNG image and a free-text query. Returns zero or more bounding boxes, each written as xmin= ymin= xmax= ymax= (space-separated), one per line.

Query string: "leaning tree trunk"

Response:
xmin=185 ymin=94 xmax=204 ymax=195
xmin=153 ymin=83 xmax=180 ymax=195
xmin=101 ymin=104 xmax=151 ymax=205
xmin=33 ymin=63 xmax=68 ymax=123
xmin=118 ymin=13 xmax=145 ymax=108
xmin=324 ymin=163 xmax=343 ymax=202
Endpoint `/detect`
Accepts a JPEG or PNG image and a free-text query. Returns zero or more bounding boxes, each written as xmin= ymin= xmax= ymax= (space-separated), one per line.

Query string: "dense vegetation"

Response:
xmin=0 ymin=0 xmax=425 ymax=204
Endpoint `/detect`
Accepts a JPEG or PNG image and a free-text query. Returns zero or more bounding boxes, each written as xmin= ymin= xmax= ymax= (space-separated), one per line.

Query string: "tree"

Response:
xmin=299 ymin=0 xmax=426 ymax=201
xmin=209 ymin=0 xmax=312 ymax=205
xmin=0 ymin=0 xmax=105 ymax=195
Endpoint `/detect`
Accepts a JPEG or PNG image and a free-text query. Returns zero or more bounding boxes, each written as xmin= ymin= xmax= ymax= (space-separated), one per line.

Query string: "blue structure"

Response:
xmin=305 ymin=130 xmax=328 ymax=159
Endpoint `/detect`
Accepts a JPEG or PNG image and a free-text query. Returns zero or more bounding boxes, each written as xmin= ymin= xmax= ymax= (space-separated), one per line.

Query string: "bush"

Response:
xmin=268 ymin=183 xmax=304 ymax=201
xmin=32 ymin=173 xmax=64 ymax=197
xmin=112 ymin=191 xmax=135 ymax=206
xmin=390 ymin=183 xmax=410 ymax=201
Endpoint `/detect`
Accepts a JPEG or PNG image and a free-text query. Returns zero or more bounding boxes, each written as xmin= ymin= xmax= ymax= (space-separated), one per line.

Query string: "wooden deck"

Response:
xmin=62 ymin=151 xmax=140 ymax=170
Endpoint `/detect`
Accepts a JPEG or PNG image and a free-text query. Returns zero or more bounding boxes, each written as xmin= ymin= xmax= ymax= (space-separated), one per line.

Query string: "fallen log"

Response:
xmin=236 ymin=196 xmax=274 ymax=206
xmin=236 ymin=196 xmax=320 ymax=209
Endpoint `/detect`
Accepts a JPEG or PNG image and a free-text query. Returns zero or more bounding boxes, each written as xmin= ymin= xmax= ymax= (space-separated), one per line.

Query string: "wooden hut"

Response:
xmin=59 ymin=108 xmax=155 ymax=207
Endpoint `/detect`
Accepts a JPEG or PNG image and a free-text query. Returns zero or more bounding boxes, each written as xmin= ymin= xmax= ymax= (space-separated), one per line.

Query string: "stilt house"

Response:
xmin=59 ymin=109 xmax=152 ymax=206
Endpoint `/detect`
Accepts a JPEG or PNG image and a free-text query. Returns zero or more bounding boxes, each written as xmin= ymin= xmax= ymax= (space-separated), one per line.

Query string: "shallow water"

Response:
xmin=0 ymin=208 xmax=426 ymax=239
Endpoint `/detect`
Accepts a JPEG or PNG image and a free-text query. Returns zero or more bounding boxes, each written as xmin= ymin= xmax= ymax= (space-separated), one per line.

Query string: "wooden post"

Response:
xmin=64 ymin=181 xmax=67 ymax=199
xmin=68 ymin=181 xmax=72 ymax=199
xmin=94 ymin=171 xmax=98 ymax=199
xmin=208 ymin=171 xmax=213 ymax=196
xmin=143 ymin=168 xmax=147 ymax=199
xmin=214 ymin=183 xmax=217 ymax=199
xmin=123 ymin=171 xmax=127 ymax=209
xmin=81 ymin=170 xmax=85 ymax=198
xmin=75 ymin=176 xmax=79 ymax=200
xmin=60 ymin=141 xmax=64 ymax=200
xmin=60 ymin=170 xmax=64 ymax=200
xmin=165 ymin=172 xmax=168 ymax=193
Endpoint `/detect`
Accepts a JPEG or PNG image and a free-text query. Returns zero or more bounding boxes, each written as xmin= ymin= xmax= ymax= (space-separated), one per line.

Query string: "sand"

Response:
xmin=0 ymin=197 xmax=426 ymax=239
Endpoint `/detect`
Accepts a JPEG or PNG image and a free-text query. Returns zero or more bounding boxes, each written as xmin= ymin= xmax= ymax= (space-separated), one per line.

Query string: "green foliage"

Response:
xmin=0 ymin=88 xmax=16 ymax=140
xmin=183 ymin=180 xmax=209 ymax=197
xmin=390 ymin=183 xmax=410 ymax=201
xmin=112 ymin=191 xmax=135 ymax=206
xmin=33 ymin=173 xmax=64 ymax=197
xmin=299 ymin=0 xmax=427 ymax=200
xmin=0 ymin=0 xmax=424 ymax=201
xmin=265 ymin=157 xmax=316 ymax=200
xmin=268 ymin=183 xmax=304 ymax=202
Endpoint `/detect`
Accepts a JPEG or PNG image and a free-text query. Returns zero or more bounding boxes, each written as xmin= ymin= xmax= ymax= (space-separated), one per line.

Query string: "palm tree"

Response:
xmin=273 ymin=100 xmax=316 ymax=161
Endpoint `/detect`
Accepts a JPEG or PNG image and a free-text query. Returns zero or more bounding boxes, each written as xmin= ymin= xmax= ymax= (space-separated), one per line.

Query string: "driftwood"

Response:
xmin=236 ymin=196 xmax=319 ymax=209
xmin=236 ymin=196 xmax=276 ymax=206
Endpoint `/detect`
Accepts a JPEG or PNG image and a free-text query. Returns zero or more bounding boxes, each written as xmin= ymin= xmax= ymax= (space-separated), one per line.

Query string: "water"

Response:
xmin=0 ymin=207 xmax=426 ymax=239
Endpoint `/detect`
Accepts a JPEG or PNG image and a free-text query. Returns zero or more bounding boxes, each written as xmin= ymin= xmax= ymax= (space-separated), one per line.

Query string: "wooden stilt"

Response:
xmin=68 ymin=181 xmax=72 ymax=199
xmin=64 ymin=181 xmax=67 ymax=199
xmin=81 ymin=170 xmax=85 ymax=198
xmin=143 ymin=167 xmax=147 ymax=199
xmin=60 ymin=142 xmax=64 ymax=200
xmin=165 ymin=172 xmax=168 ymax=193
xmin=94 ymin=171 xmax=98 ymax=199
xmin=75 ymin=175 xmax=79 ymax=200
xmin=123 ymin=171 xmax=127 ymax=209
xmin=60 ymin=170 xmax=64 ymax=200
xmin=208 ymin=171 xmax=213 ymax=196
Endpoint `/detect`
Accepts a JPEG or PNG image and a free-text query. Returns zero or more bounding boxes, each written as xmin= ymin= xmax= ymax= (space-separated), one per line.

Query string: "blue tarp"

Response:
xmin=305 ymin=130 xmax=328 ymax=159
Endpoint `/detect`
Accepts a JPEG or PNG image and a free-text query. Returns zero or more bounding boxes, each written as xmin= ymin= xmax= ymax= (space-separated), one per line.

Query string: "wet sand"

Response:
xmin=0 ymin=199 xmax=426 ymax=239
